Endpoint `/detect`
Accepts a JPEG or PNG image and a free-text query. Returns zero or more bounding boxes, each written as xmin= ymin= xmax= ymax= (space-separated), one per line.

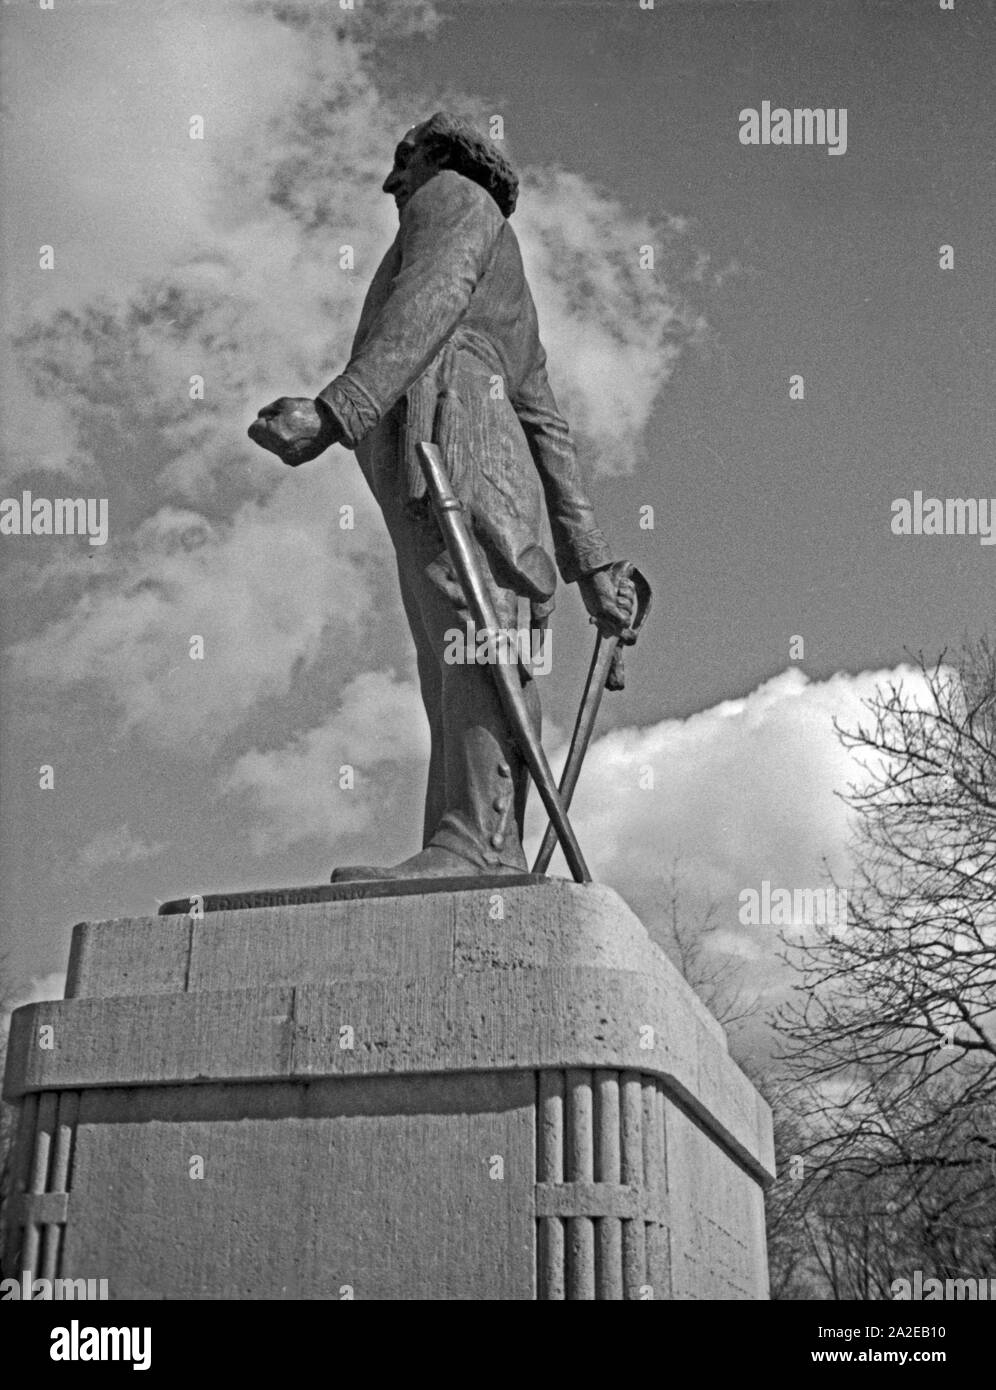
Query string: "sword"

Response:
xmin=417 ymin=440 xmax=592 ymax=884
xmin=532 ymin=561 xmax=651 ymax=876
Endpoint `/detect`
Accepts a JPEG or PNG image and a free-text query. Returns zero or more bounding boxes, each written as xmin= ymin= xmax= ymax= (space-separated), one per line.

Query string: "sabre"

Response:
xmin=417 ymin=440 xmax=592 ymax=884
xmin=532 ymin=561 xmax=651 ymax=876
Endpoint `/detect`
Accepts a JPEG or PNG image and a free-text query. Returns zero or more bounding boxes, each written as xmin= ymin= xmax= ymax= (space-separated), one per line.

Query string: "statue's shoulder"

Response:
xmin=411 ymin=169 xmax=504 ymax=229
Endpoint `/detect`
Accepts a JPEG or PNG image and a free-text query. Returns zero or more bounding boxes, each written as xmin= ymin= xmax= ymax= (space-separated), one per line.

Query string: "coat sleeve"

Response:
xmin=317 ymin=171 xmax=503 ymax=446
xmin=512 ymin=347 xmax=613 ymax=584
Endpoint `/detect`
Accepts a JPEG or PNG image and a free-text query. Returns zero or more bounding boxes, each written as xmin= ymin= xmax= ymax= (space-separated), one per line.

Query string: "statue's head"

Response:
xmin=382 ymin=112 xmax=519 ymax=218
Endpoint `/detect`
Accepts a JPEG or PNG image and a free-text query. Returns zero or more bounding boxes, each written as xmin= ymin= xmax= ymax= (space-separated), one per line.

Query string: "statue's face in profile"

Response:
xmin=382 ymin=125 xmax=442 ymax=213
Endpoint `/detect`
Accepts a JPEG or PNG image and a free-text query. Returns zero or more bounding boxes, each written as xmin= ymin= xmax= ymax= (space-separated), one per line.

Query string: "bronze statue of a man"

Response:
xmin=250 ymin=113 xmax=633 ymax=880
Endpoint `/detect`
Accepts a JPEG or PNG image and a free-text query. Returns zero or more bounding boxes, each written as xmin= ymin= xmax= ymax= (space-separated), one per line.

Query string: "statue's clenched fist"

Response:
xmin=248 ymin=396 xmax=340 ymax=467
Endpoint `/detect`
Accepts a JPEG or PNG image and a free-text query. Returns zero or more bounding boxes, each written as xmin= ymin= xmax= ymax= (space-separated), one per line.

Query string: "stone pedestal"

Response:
xmin=3 ymin=881 xmax=774 ymax=1299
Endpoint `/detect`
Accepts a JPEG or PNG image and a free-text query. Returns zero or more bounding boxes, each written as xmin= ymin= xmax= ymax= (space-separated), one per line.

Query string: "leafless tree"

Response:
xmin=768 ymin=1076 xmax=996 ymax=1298
xmin=767 ymin=636 xmax=996 ymax=1294
xmin=653 ymin=857 xmax=761 ymax=1042
xmin=777 ymin=637 xmax=996 ymax=1156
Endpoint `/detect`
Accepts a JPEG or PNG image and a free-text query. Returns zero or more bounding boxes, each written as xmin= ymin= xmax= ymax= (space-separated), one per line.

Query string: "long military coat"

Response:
xmin=317 ymin=169 xmax=611 ymax=611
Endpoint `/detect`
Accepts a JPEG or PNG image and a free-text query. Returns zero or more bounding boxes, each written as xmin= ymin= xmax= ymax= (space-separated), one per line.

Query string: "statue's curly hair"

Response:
xmin=414 ymin=112 xmax=519 ymax=218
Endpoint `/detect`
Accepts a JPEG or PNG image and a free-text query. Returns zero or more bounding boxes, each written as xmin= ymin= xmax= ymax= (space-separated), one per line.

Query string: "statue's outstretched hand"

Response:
xmin=248 ymin=397 xmax=340 ymax=467
xmin=578 ymin=566 xmax=638 ymax=642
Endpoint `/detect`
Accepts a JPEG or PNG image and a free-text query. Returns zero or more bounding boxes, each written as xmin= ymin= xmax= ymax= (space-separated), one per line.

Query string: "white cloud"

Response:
xmin=222 ymin=662 xmax=938 ymax=946
xmin=5 ymin=3 xmax=708 ymax=753
xmin=8 ymin=0 xmax=705 ymax=509
xmin=222 ymin=669 xmax=429 ymax=852
xmin=2 ymin=970 xmax=67 ymax=1023
xmin=520 ymin=663 xmax=936 ymax=1062
xmin=534 ymin=664 xmax=936 ymax=955
xmin=79 ymin=824 xmax=167 ymax=871
xmin=517 ymin=168 xmax=705 ymax=476
xmin=7 ymin=466 xmax=385 ymax=750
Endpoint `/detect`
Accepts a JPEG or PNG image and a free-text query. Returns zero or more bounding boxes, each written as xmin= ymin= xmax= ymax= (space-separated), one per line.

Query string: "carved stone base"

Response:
xmin=3 ymin=882 xmax=774 ymax=1299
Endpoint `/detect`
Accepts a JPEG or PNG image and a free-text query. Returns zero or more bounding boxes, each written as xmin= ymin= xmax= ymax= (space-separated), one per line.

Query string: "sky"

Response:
xmin=1 ymin=0 xmax=993 ymax=1067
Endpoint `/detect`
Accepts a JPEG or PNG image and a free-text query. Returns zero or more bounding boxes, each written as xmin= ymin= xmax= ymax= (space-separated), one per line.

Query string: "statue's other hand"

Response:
xmin=578 ymin=566 xmax=638 ymax=642
xmin=248 ymin=396 xmax=339 ymax=467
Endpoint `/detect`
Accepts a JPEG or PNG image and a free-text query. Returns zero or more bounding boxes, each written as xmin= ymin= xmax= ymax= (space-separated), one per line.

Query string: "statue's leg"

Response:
xmin=331 ymin=530 xmax=543 ymax=881
xmin=331 ymin=395 xmax=547 ymax=881
xmin=396 ymin=557 xmax=445 ymax=848
xmin=354 ymin=414 xmax=447 ymax=854
xmin=429 ymin=609 xmax=539 ymax=874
